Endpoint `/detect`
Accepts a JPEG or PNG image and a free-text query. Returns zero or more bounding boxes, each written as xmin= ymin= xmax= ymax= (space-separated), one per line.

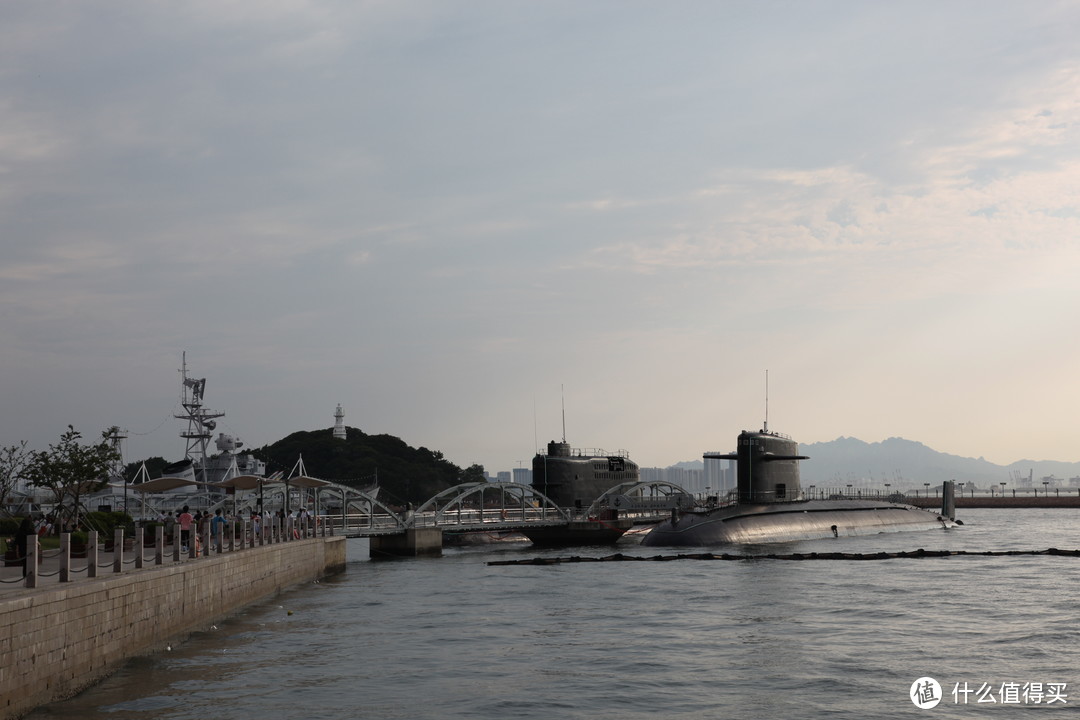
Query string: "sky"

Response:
xmin=3 ymin=1 xmax=1080 ymax=477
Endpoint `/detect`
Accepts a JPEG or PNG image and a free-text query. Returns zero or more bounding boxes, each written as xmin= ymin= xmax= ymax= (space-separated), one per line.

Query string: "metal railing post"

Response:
xmin=59 ymin=533 xmax=70 ymax=582
xmin=88 ymin=531 xmax=98 ymax=578
xmin=135 ymin=527 xmax=145 ymax=569
xmin=113 ymin=529 xmax=124 ymax=573
xmin=156 ymin=525 xmax=164 ymax=565
xmin=24 ymin=535 xmax=38 ymax=589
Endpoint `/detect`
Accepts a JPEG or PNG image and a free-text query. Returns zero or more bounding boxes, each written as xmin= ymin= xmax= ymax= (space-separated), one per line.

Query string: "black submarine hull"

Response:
xmin=641 ymin=499 xmax=955 ymax=546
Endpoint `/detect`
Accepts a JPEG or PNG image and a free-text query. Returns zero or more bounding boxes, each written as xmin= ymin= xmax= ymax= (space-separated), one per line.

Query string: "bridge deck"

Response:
xmin=337 ymin=509 xmax=665 ymax=538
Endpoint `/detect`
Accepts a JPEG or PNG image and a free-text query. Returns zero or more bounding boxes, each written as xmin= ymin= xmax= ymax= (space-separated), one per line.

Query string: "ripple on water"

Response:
xmin=24 ymin=509 xmax=1080 ymax=720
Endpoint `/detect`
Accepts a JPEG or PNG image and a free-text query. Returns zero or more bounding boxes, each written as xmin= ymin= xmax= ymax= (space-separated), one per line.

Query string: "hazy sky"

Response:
xmin=3 ymin=1 xmax=1080 ymax=477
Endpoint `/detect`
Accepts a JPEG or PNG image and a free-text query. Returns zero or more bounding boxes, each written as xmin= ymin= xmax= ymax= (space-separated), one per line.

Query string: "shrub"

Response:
xmin=83 ymin=511 xmax=135 ymax=538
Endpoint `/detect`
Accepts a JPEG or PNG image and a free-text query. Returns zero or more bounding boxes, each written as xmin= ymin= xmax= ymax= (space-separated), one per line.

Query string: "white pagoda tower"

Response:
xmin=333 ymin=403 xmax=346 ymax=440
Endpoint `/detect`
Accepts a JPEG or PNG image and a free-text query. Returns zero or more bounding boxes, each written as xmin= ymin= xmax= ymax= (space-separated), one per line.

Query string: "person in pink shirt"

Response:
xmin=177 ymin=505 xmax=194 ymax=552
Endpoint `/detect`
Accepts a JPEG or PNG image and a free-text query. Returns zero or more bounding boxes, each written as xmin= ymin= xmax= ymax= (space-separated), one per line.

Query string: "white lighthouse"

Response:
xmin=333 ymin=403 xmax=346 ymax=440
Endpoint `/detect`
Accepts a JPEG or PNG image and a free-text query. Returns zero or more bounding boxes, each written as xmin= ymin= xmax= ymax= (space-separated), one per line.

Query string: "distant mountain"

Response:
xmin=669 ymin=437 xmax=1080 ymax=490
xmin=797 ymin=436 xmax=1001 ymax=488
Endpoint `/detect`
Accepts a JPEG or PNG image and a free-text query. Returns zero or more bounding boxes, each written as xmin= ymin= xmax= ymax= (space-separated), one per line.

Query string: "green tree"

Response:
xmin=24 ymin=426 xmax=121 ymax=529
xmin=0 ymin=440 xmax=31 ymax=516
xmin=461 ymin=463 xmax=487 ymax=483
xmin=252 ymin=428 xmax=466 ymax=506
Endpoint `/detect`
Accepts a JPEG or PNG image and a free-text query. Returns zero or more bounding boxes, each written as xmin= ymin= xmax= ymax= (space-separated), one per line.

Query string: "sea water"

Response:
xmin=25 ymin=509 xmax=1080 ymax=719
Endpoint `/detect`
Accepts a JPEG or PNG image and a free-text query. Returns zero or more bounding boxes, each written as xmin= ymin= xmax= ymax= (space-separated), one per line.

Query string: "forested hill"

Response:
xmin=252 ymin=427 xmax=482 ymax=506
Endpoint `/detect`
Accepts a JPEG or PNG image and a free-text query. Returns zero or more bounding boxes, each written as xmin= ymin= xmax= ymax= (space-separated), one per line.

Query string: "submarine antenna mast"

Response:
xmin=763 ymin=369 xmax=769 ymax=434
xmin=561 ymin=384 xmax=566 ymax=443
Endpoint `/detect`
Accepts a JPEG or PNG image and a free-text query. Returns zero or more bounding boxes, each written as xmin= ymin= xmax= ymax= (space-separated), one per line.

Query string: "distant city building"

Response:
xmin=512 ymin=467 xmax=532 ymax=485
xmin=639 ymin=462 xmax=730 ymax=496
xmin=333 ymin=404 xmax=346 ymax=440
xmin=496 ymin=471 xmax=512 ymax=484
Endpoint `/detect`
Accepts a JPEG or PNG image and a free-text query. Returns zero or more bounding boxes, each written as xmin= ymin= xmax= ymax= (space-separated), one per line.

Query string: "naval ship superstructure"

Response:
xmin=642 ymin=424 xmax=956 ymax=546
xmin=161 ymin=354 xmax=265 ymax=488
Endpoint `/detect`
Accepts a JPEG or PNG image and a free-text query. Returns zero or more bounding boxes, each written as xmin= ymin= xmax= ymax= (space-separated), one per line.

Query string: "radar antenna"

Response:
xmin=175 ymin=351 xmax=225 ymax=480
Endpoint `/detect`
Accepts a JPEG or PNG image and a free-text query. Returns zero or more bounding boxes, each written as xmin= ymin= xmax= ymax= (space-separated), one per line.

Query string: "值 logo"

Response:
xmin=911 ymin=677 xmax=942 ymax=709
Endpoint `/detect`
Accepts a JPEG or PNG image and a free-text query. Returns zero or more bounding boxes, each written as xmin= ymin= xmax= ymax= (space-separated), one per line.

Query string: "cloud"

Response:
xmin=4 ymin=2 xmax=1080 ymax=471
xmin=575 ymin=60 xmax=1080 ymax=287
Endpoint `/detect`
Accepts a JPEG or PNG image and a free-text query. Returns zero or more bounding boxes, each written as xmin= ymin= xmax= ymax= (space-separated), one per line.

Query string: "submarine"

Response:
xmin=641 ymin=424 xmax=958 ymax=546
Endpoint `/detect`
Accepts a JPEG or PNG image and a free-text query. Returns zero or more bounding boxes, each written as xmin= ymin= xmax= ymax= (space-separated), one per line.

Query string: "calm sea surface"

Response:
xmin=26 ymin=509 xmax=1080 ymax=719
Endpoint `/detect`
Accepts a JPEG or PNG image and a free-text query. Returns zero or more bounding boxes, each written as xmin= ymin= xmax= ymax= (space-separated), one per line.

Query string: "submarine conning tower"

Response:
xmin=706 ymin=429 xmax=809 ymax=503
xmin=533 ymin=440 xmax=639 ymax=509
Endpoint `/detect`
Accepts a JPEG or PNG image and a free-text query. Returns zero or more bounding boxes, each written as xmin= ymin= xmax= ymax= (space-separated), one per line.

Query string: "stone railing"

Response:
xmin=2 ymin=515 xmax=331 ymax=590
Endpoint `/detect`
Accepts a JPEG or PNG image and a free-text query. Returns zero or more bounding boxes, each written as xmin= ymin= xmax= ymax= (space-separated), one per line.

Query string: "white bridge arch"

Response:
xmin=411 ymin=482 xmax=570 ymax=530
xmin=586 ymin=480 xmax=694 ymax=518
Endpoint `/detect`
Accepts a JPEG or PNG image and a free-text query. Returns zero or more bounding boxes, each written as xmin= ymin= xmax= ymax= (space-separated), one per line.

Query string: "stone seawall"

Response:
xmin=1 ymin=536 xmax=346 ymax=719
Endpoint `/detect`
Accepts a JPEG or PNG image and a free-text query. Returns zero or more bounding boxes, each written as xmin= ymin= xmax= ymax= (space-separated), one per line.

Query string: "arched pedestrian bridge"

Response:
xmin=323 ymin=480 xmax=693 ymax=555
xmin=129 ymin=473 xmax=693 ymax=556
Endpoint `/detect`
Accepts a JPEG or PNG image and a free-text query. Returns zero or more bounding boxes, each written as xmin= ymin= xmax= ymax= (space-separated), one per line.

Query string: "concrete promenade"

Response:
xmin=0 ymin=530 xmax=346 ymax=720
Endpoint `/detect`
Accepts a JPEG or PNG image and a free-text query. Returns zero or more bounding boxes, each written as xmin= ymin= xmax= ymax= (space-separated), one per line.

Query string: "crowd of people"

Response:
xmin=153 ymin=506 xmax=315 ymax=552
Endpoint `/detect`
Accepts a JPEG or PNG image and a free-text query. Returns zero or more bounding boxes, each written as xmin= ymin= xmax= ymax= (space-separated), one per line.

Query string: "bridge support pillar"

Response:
xmin=370 ymin=529 xmax=443 ymax=558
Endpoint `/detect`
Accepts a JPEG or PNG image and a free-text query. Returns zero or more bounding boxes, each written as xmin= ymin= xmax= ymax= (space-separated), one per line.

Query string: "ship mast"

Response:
xmin=175 ymin=352 xmax=224 ymax=482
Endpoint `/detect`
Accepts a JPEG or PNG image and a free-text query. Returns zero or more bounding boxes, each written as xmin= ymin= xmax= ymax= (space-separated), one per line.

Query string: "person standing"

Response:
xmin=210 ymin=508 xmax=226 ymax=551
xmin=164 ymin=511 xmax=176 ymax=545
xmin=177 ymin=506 xmax=194 ymax=552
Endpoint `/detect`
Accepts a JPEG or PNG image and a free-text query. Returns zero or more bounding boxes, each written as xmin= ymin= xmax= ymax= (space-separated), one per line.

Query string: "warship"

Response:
xmin=168 ymin=353 xmax=266 ymax=486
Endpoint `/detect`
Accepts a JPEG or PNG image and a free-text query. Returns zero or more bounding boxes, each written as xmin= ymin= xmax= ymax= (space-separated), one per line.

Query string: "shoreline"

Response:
xmin=1 ymin=535 xmax=346 ymax=720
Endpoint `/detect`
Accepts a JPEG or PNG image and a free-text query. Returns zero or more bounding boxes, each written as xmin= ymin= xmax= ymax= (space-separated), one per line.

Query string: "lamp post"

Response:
xmin=1001 ymin=481 xmax=1007 ymax=498
xmin=924 ymin=482 xmax=930 ymax=498
xmin=1043 ymin=480 xmax=1049 ymax=497
xmin=808 ymin=485 xmax=815 ymax=500
xmin=846 ymin=483 xmax=853 ymax=498
xmin=884 ymin=482 xmax=891 ymax=499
